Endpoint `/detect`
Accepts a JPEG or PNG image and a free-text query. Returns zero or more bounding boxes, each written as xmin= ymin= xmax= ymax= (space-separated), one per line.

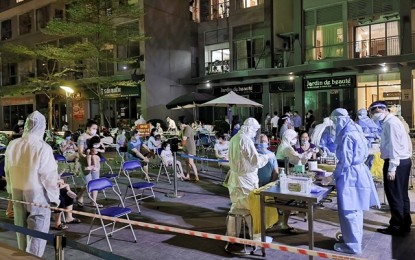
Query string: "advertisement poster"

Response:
xmin=73 ymin=102 xmax=85 ymax=121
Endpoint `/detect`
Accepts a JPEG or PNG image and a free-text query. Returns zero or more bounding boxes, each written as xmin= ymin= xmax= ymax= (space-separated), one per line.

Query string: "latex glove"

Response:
xmin=387 ymin=171 xmax=396 ymax=181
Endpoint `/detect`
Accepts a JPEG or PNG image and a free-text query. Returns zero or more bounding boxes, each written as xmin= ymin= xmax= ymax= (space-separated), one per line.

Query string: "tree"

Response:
xmin=0 ymin=0 xmax=145 ymax=129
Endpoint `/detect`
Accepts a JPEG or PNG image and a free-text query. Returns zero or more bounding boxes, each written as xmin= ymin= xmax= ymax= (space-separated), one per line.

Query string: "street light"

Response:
xmin=60 ymin=86 xmax=74 ymax=129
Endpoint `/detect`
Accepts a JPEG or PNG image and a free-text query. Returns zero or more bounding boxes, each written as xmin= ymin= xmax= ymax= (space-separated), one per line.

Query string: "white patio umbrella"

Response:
xmin=199 ymin=91 xmax=263 ymax=125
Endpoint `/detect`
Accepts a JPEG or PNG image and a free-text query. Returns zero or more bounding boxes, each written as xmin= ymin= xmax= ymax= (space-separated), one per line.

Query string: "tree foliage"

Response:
xmin=0 ymin=0 xmax=146 ymax=128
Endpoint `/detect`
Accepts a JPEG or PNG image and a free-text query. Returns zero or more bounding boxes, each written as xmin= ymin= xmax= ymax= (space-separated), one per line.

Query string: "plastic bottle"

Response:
xmin=279 ymin=168 xmax=286 ymax=179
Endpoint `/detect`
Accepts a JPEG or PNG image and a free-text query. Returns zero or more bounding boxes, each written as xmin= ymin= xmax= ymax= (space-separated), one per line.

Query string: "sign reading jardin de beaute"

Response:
xmin=215 ymin=83 xmax=262 ymax=95
xmin=304 ymin=75 xmax=356 ymax=90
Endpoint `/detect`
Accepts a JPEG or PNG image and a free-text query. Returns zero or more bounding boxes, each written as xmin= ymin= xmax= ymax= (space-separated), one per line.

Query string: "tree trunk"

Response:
xmin=98 ymin=86 xmax=105 ymax=129
xmin=48 ymin=97 xmax=54 ymax=130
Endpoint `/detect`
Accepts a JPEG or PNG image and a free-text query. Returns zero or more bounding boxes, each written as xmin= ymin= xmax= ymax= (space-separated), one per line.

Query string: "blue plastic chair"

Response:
xmin=54 ymin=154 xmax=76 ymax=186
xmin=86 ymin=178 xmax=137 ymax=252
xmin=122 ymin=160 xmax=155 ymax=213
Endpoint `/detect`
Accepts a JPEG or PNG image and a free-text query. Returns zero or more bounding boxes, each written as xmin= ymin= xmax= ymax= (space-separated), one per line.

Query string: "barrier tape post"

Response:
xmin=166 ymin=151 xmax=183 ymax=198
xmin=54 ymin=234 xmax=65 ymax=260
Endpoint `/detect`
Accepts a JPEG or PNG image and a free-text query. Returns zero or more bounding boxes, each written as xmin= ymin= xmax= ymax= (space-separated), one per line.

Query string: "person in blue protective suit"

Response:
xmin=369 ymin=101 xmax=413 ymax=236
xmin=319 ymin=126 xmax=336 ymax=154
xmin=330 ymin=108 xmax=380 ymax=254
xmin=356 ymin=108 xmax=380 ymax=147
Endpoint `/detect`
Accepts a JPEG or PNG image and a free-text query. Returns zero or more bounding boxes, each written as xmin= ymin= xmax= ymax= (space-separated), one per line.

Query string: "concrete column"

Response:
xmin=294 ymin=76 xmax=304 ymax=116
xmin=262 ymin=82 xmax=270 ymax=127
xmin=400 ymin=0 xmax=412 ymax=55
xmin=400 ymin=66 xmax=413 ymax=128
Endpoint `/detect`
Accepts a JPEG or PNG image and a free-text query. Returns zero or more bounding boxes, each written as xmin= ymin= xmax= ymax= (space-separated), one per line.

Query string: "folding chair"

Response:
xmin=54 ymin=154 xmax=76 ymax=186
xmin=122 ymin=160 xmax=155 ymax=213
xmin=86 ymin=178 xmax=137 ymax=252
xmin=100 ymin=156 xmax=121 ymax=196
xmin=156 ymin=148 xmax=172 ymax=184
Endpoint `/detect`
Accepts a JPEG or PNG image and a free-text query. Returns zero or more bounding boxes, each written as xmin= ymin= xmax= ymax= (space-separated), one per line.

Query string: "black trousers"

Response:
xmin=383 ymin=158 xmax=412 ymax=229
xmin=271 ymin=127 xmax=278 ymax=138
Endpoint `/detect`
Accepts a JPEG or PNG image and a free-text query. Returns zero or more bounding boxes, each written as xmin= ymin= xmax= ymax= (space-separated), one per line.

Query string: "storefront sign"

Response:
xmin=136 ymin=123 xmax=151 ymax=136
xmin=269 ymin=81 xmax=294 ymax=93
xmin=383 ymin=92 xmax=401 ymax=98
xmin=214 ymin=83 xmax=262 ymax=95
xmin=101 ymin=86 xmax=122 ymax=96
xmin=303 ymin=76 xmax=356 ymax=90
xmin=1 ymin=97 xmax=34 ymax=106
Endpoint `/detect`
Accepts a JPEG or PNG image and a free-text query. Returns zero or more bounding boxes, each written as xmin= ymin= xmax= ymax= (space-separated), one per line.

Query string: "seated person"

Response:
xmin=214 ymin=132 xmax=229 ymax=166
xmin=0 ymin=156 xmax=5 ymax=190
xmin=256 ymin=134 xmax=279 ymax=187
xmin=127 ymin=130 xmax=151 ymax=179
xmin=85 ymin=136 xmax=102 ymax=171
xmin=60 ymin=131 xmax=80 ymax=174
xmin=116 ymin=129 xmax=128 ymax=153
xmin=257 ymin=134 xmax=295 ymax=233
xmin=148 ymin=128 xmax=161 ymax=152
xmin=155 ymin=123 xmax=164 ymax=136
xmin=53 ymin=179 xmax=81 ymax=230
xmin=230 ymin=120 xmax=240 ymax=138
xmin=293 ymin=131 xmax=317 ymax=160
xmin=160 ymin=141 xmax=187 ymax=180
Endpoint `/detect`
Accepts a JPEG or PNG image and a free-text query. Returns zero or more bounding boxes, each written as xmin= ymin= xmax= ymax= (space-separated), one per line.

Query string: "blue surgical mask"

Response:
xmin=66 ymin=136 xmax=71 ymax=141
xmin=257 ymin=143 xmax=268 ymax=150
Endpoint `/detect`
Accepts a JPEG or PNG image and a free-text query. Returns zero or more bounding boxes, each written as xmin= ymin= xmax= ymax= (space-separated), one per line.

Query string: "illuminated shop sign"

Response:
xmin=304 ymin=75 xmax=356 ymax=90
xmin=214 ymin=83 xmax=262 ymax=95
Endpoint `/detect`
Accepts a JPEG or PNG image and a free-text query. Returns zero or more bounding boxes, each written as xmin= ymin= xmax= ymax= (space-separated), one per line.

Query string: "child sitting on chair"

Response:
xmin=160 ymin=141 xmax=188 ymax=180
xmin=85 ymin=136 xmax=102 ymax=171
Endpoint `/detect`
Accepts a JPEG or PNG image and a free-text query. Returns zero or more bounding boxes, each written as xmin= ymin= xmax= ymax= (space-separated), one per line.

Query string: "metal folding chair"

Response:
xmin=86 ymin=178 xmax=137 ymax=252
xmin=122 ymin=160 xmax=156 ymax=213
xmin=54 ymin=154 xmax=76 ymax=186
xmin=100 ymin=156 xmax=121 ymax=196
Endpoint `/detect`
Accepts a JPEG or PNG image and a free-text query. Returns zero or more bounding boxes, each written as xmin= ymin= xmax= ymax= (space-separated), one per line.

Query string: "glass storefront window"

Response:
xmin=304 ymin=88 xmax=355 ymax=123
xmin=270 ymin=92 xmax=295 ymax=116
xmin=356 ymin=72 xmax=401 ymax=109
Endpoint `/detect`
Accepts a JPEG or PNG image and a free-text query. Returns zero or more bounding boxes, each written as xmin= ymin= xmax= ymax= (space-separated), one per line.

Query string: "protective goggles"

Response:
xmin=368 ymin=104 xmax=387 ymax=116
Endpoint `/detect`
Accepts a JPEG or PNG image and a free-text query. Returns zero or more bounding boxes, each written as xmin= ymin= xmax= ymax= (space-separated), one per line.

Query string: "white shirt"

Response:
xmin=270 ymin=116 xmax=279 ymax=128
xmin=214 ymin=141 xmax=229 ymax=159
xmin=380 ymin=113 xmax=412 ymax=171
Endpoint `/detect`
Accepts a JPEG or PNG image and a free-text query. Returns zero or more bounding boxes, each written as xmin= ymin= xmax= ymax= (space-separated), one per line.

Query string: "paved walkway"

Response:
xmin=0 ymin=151 xmax=414 ymax=260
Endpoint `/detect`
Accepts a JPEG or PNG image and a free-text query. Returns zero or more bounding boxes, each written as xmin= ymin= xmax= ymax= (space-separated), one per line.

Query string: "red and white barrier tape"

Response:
xmin=0 ymin=197 xmax=365 ymax=260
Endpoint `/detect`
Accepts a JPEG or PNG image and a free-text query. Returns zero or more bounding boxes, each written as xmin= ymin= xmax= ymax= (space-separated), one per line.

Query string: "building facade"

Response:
xmin=0 ymin=0 xmax=195 ymax=130
xmin=182 ymin=0 xmax=415 ymax=128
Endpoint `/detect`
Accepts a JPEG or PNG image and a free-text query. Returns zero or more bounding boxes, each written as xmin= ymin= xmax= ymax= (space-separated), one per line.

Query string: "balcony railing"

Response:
xmin=205 ymin=60 xmax=230 ymax=75
xmin=305 ymin=35 xmax=401 ymax=62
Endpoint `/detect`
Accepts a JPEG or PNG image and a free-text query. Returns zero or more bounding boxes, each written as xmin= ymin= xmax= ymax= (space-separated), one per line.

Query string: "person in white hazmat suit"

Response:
xmin=225 ymin=118 xmax=273 ymax=253
xmin=5 ymin=111 xmax=60 ymax=257
xmin=330 ymin=108 xmax=380 ymax=254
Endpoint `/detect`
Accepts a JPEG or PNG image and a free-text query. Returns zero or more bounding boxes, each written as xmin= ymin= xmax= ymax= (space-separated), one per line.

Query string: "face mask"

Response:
xmin=66 ymin=136 xmax=71 ymax=141
xmin=93 ymin=144 xmax=100 ymax=148
xmin=257 ymin=143 xmax=268 ymax=150
xmin=247 ymin=129 xmax=257 ymax=139
xmin=90 ymin=129 xmax=97 ymax=136
xmin=165 ymin=146 xmax=171 ymax=151
xmin=301 ymin=140 xmax=309 ymax=146
xmin=266 ymin=115 xmax=270 ymax=119
xmin=372 ymin=112 xmax=386 ymax=122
